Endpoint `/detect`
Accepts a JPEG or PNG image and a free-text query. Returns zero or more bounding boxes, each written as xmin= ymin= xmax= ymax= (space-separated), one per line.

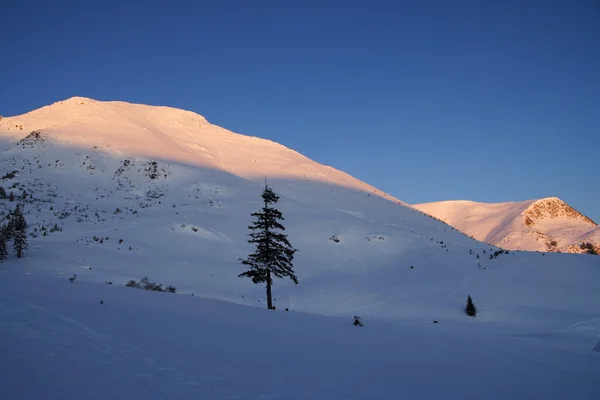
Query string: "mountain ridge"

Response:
xmin=0 ymin=96 xmax=406 ymax=206
xmin=414 ymin=197 xmax=599 ymax=254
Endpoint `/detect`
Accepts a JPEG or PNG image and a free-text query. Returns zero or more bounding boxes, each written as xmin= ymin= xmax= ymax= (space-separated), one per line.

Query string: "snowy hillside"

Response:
xmin=0 ymin=96 xmax=598 ymax=316
xmin=0 ymin=97 xmax=599 ymax=397
xmin=0 ymin=97 xmax=598 ymax=320
xmin=414 ymin=198 xmax=600 ymax=254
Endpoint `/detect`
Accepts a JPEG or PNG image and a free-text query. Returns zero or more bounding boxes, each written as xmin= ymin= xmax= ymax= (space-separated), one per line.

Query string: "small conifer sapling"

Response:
xmin=465 ymin=295 xmax=477 ymax=317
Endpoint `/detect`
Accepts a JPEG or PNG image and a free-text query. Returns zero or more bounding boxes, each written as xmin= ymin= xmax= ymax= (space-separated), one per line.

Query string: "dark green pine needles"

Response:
xmin=239 ymin=180 xmax=298 ymax=310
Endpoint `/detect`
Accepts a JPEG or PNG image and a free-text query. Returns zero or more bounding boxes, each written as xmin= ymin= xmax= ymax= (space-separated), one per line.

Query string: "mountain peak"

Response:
xmin=62 ymin=96 xmax=98 ymax=104
xmin=524 ymin=197 xmax=596 ymax=226
xmin=0 ymin=97 xmax=405 ymax=206
xmin=413 ymin=197 xmax=599 ymax=254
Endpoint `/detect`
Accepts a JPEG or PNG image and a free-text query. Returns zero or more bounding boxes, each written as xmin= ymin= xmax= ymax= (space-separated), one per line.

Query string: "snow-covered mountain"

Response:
xmin=1 ymin=97 xmax=599 ymax=398
xmin=0 ymin=97 xmax=598 ymax=323
xmin=414 ymin=198 xmax=599 ymax=254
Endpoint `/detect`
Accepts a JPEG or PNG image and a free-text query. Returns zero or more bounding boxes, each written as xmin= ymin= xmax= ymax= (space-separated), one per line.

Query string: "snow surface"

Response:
xmin=414 ymin=198 xmax=600 ymax=253
xmin=0 ymin=97 xmax=599 ymax=398
xmin=1 ymin=271 xmax=600 ymax=400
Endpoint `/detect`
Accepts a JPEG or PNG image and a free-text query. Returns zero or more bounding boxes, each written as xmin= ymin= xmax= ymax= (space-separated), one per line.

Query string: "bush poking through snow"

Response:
xmin=125 ymin=277 xmax=176 ymax=293
xmin=69 ymin=274 xmax=77 ymax=283
xmin=465 ymin=295 xmax=477 ymax=317
xmin=580 ymin=242 xmax=598 ymax=255
xmin=353 ymin=315 xmax=364 ymax=326
xmin=165 ymin=285 xmax=177 ymax=293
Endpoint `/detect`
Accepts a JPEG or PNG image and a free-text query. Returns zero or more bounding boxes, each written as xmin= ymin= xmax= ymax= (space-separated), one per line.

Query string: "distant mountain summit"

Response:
xmin=414 ymin=198 xmax=599 ymax=255
xmin=522 ymin=197 xmax=596 ymax=227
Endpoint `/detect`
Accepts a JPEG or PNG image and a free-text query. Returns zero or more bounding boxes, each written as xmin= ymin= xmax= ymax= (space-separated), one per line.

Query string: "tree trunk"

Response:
xmin=266 ymin=270 xmax=273 ymax=310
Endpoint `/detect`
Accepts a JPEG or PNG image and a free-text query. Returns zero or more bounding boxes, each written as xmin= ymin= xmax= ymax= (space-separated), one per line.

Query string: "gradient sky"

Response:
xmin=1 ymin=0 xmax=599 ymax=221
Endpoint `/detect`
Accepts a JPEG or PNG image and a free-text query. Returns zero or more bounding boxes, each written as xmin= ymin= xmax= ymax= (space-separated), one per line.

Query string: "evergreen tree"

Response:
xmin=239 ymin=179 xmax=298 ymax=310
xmin=0 ymin=226 xmax=8 ymax=261
xmin=13 ymin=229 xmax=27 ymax=258
xmin=12 ymin=204 xmax=27 ymax=232
xmin=465 ymin=295 xmax=477 ymax=317
xmin=7 ymin=205 xmax=28 ymax=258
xmin=0 ymin=186 xmax=6 ymax=199
xmin=8 ymin=191 xmax=14 ymax=201
xmin=5 ymin=214 xmax=15 ymax=241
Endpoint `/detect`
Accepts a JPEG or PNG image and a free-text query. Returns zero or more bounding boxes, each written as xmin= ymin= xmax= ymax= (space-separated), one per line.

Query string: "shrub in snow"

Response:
xmin=353 ymin=315 xmax=364 ymax=326
xmin=69 ymin=274 xmax=77 ymax=283
xmin=1 ymin=170 xmax=17 ymax=180
xmin=125 ymin=277 xmax=176 ymax=293
xmin=580 ymin=242 xmax=598 ymax=255
xmin=166 ymin=285 xmax=177 ymax=293
xmin=465 ymin=295 xmax=477 ymax=317
xmin=126 ymin=279 xmax=139 ymax=288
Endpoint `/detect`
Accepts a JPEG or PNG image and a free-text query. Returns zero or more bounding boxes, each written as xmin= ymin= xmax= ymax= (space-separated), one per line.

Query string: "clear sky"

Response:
xmin=1 ymin=0 xmax=599 ymax=221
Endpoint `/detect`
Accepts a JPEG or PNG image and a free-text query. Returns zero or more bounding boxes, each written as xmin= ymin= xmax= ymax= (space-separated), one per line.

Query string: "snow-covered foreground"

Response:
xmin=1 ymin=270 xmax=599 ymax=400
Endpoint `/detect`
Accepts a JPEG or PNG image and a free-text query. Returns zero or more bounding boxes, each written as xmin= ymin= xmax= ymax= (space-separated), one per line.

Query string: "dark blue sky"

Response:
xmin=2 ymin=0 xmax=599 ymax=221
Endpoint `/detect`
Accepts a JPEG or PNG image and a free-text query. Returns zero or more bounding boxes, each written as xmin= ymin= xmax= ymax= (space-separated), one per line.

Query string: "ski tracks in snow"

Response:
xmin=560 ymin=318 xmax=600 ymax=333
xmin=449 ymin=273 xmax=470 ymax=296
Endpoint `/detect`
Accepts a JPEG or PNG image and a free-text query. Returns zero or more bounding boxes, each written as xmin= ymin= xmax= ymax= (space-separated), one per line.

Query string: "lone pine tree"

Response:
xmin=239 ymin=180 xmax=298 ymax=310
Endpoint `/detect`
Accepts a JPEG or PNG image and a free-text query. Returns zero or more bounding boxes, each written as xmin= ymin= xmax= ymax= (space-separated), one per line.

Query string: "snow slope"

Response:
xmin=0 ymin=97 xmax=599 ymax=397
xmin=414 ymin=198 xmax=600 ymax=254
xmin=0 ymin=96 xmax=400 ymax=205
xmin=1 ymin=270 xmax=599 ymax=400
